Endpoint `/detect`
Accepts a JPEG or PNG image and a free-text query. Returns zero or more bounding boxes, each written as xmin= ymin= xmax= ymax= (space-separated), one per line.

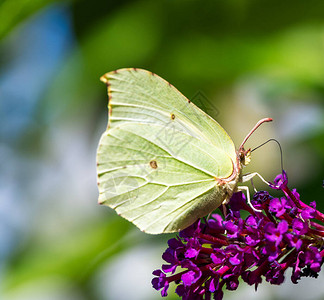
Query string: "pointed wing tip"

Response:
xmin=100 ymin=69 xmax=120 ymax=83
xmin=100 ymin=74 xmax=109 ymax=84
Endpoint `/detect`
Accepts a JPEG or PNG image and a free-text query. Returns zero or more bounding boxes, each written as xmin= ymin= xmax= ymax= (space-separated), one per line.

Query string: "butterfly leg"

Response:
xmin=242 ymin=172 xmax=269 ymax=186
xmin=237 ymin=185 xmax=262 ymax=212
xmin=250 ymin=177 xmax=257 ymax=193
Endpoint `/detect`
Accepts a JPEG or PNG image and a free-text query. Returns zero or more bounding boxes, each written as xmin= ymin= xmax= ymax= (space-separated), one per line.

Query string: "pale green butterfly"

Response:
xmin=97 ymin=68 xmax=272 ymax=234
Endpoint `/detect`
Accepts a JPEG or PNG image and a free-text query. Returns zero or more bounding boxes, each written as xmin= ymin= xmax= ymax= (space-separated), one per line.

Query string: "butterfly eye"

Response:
xmin=239 ymin=152 xmax=245 ymax=162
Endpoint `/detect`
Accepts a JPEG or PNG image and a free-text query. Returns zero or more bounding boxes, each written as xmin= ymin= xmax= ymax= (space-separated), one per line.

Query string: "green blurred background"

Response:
xmin=1 ymin=1 xmax=323 ymax=299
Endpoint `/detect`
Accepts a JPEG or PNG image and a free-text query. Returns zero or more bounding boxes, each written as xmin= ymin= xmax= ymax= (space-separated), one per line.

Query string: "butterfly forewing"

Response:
xmin=97 ymin=68 xmax=237 ymax=233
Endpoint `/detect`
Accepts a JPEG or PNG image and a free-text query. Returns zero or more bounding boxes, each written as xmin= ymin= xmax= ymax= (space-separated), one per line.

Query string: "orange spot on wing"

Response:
xmin=150 ymin=160 xmax=158 ymax=169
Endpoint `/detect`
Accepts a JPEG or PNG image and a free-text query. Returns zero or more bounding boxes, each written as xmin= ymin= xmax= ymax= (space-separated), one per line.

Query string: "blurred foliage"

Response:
xmin=1 ymin=1 xmax=324 ymax=300
xmin=0 ymin=0 xmax=68 ymax=39
xmin=4 ymin=218 xmax=131 ymax=289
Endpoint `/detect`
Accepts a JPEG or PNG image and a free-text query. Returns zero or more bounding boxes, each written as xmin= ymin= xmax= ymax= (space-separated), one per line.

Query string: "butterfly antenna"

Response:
xmin=239 ymin=118 xmax=273 ymax=151
xmin=251 ymin=138 xmax=284 ymax=172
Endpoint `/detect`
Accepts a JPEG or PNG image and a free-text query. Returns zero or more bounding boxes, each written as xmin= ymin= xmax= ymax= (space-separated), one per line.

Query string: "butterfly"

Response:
xmin=97 ymin=68 xmax=272 ymax=234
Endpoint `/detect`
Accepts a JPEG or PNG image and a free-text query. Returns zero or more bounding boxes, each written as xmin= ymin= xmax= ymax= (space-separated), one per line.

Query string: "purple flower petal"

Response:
xmin=184 ymin=238 xmax=201 ymax=259
xmin=292 ymin=251 xmax=303 ymax=283
xmin=180 ymin=260 xmax=202 ymax=287
xmin=264 ymin=221 xmax=288 ymax=247
xmin=269 ymin=170 xmax=288 ymax=190
xmin=175 ymin=284 xmax=185 ymax=297
xmin=229 ymin=191 xmax=246 ymax=211
xmin=285 ymin=233 xmax=303 ymax=250
xmin=211 ymin=249 xmax=226 ymax=265
xmin=162 ymin=263 xmax=177 ymax=273
xmin=278 ymin=220 xmax=289 ymax=234
xmin=310 ymin=201 xmax=316 ymax=209
xmin=225 ymin=276 xmax=239 ymax=290
xmin=208 ymin=214 xmax=224 ymax=232
xmin=245 ymin=215 xmax=258 ymax=228
xmin=292 ymin=219 xmax=308 ymax=235
xmin=301 ymin=206 xmax=316 ymax=220
xmin=179 ymin=220 xmax=201 ymax=238
xmin=265 ymin=262 xmax=285 ymax=285
xmin=208 ymin=276 xmax=219 ymax=293
xmin=182 ymin=270 xmax=197 ymax=286
xmin=152 ymin=269 xmax=170 ymax=296
xmin=269 ymin=197 xmax=287 ymax=217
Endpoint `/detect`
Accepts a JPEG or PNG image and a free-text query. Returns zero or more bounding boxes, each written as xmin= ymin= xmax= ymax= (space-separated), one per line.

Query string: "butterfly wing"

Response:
xmin=97 ymin=68 xmax=237 ymax=234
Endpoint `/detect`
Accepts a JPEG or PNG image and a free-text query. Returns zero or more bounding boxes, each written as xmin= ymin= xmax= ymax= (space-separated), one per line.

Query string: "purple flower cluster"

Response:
xmin=152 ymin=172 xmax=324 ymax=299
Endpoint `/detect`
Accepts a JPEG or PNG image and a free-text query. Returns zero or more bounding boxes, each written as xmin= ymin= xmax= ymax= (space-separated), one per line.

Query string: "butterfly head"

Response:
xmin=239 ymin=148 xmax=251 ymax=167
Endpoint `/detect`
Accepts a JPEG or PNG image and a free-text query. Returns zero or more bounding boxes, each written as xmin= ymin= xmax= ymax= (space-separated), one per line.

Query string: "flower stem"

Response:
xmin=200 ymin=233 xmax=229 ymax=246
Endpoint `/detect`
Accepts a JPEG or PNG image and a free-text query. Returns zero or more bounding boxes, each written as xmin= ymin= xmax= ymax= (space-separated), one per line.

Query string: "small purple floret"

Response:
xmin=152 ymin=270 xmax=169 ymax=296
xmin=269 ymin=170 xmax=288 ymax=190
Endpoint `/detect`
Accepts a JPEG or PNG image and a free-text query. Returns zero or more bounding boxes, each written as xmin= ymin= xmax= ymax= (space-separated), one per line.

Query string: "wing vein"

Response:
xmin=145 ymin=185 xmax=216 ymax=231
